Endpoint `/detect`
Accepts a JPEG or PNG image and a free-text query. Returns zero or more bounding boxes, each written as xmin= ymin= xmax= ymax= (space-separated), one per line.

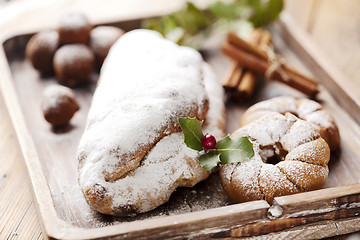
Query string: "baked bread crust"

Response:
xmin=220 ymin=112 xmax=330 ymax=204
xmin=240 ymin=96 xmax=340 ymax=151
xmin=78 ymin=30 xmax=225 ymax=216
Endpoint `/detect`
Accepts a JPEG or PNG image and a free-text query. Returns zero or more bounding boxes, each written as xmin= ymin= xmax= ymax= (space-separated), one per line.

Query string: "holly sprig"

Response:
xmin=142 ymin=0 xmax=284 ymax=48
xmin=179 ymin=117 xmax=254 ymax=171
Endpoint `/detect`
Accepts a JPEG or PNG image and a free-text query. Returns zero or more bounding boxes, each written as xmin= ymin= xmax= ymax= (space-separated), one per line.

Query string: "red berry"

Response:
xmin=202 ymin=134 xmax=216 ymax=150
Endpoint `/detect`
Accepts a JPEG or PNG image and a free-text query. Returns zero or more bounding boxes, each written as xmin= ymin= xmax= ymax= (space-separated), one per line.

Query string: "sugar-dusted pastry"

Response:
xmin=57 ymin=12 xmax=92 ymax=45
xmin=42 ymin=85 xmax=79 ymax=127
xmin=220 ymin=112 xmax=330 ymax=204
xmin=53 ymin=44 xmax=95 ymax=87
xmin=26 ymin=30 xmax=59 ymax=74
xmin=78 ymin=30 xmax=225 ymax=216
xmin=240 ymin=96 xmax=340 ymax=151
xmin=89 ymin=26 xmax=125 ymax=68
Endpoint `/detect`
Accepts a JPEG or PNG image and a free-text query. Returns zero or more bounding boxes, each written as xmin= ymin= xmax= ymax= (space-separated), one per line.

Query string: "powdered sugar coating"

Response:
xmin=54 ymin=44 xmax=94 ymax=67
xmin=42 ymin=85 xmax=75 ymax=110
xmin=220 ymin=147 xmax=264 ymax=202
xmin=25 ymin=30 xmax=59 ymax=73
xmin=59 ymin=12 xmax=90 ymax=30
xmin=89 ymin=26 xmax=125 ymax=66
xmin=220 ymin=112 xmax=331 ymax=204
xmin=57 ymin=12 xmax=92 ymax=45
xmin=285 ymin=138 xmax=330 ymax=166
xmin=90 ymin=26 xmax=124 ymax=52
xmin=240 ymin=96 xmax=340 ymax=151
xmin=259 ymin=163 xmax=300 ymax=203
xmin=280 ymin=118 xmax=319 ymax=152
xmin=297 ymin=98 xmax=322 ymax=115
xmin=277 ymin=160 xmax=329 ymax=191
xmin=78 ymin=30 xmax=225 ymax=215
xmin=78 ymin=30 xmax=210 ymax=181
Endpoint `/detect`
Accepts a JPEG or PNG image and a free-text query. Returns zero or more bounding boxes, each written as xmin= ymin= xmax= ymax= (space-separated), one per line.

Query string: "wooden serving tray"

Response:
xmin=1 ymin=13 xmax=360 ymax=239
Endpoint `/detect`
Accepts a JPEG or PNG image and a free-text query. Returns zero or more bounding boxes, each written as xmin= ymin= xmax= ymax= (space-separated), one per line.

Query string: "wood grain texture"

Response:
xmin=284 ymin=0 xmax=317 ymax=31
xmin=309 ymin=0 xmax=360 ymax=90
xmin=0 ymin=84 xmax=43 ymax=239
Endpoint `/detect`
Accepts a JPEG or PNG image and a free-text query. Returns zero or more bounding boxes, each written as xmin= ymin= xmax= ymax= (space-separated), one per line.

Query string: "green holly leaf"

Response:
xmin=246 ymin=0 xmax=284 ymax=28
xmin=179 ymin=117 xmax=204 ymax=151
xmin=199 ymin=151 xmax=221 ymax=171
xmin=142 ymin=0 xmax=284 ymax=48
xmin=178 ymin=118 xmax=255 ymax=171
xmin=217 ymin=136 xmax=254 ymax=164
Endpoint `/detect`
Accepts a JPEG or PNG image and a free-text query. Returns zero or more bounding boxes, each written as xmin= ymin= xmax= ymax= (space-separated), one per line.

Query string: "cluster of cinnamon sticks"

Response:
xmin=221 ymin=29 xmax=319 ymax=102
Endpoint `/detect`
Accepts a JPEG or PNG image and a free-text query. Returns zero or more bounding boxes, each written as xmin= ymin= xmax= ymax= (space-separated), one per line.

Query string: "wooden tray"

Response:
xmin=1 ymin=13 xmax=360 ymax=239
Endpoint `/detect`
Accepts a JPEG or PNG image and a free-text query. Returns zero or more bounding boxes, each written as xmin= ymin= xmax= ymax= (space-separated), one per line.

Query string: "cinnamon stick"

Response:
xmin=221 ymin=41 xmax=319 ymax=97
xmin=227 ymin=31 xmax=318 ymax=87
xmin=237 ymin=29 xmax=272 ymax=99
xmin=236 ymin=71 xmax=257 ymax=99
xmin=223 ymin=31 xmax=319 ymax=97
xmin=222 ymin=61 xmax=243 ymax=91
xmin=222 ymin=29 xmax=264 ymax=101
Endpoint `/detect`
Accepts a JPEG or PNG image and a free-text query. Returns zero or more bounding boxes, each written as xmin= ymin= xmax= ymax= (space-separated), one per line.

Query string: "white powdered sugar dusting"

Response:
xmin=42 ymin=85 xmax=74 ymax=110
xmin=259 ymin=164 xmax=299 ymax=201
xmin=223 ymin=109 xmax=330 ymax=204
xmin=243 ymin=96 xmax=336 ymax=135
xmin=280 ymin=118 xmax=319 ymax=152
xmin=285 ymin=138 xmax=330 ymax=166
xmin=54 ymin=44 xmax=93 ymax=67
xmin=277 ymin=160 xmax=329 ymax=191
xmin=78 ymin=29 xmax=225 ymax=214
xmin=249 ymin=96 xmax=298 ymax=114
xmin=59 ymin=12 xmax=89 ymax=30
xmin=304 ymin=110 xmax=333 ymax=128
xmin=241 ymin=113 xmax=293 ymax=146
xmin=297 ymin=98 xmax=322 ymax=115
xmin=230 ymin=147 xmax=264 ymax=200
xmin=36 ymin=30 xmax=58 ymax=50
xmin=90 ymin=26 xmax=123 ymax=51
xmin=80 ymin=133 xmax=200 ymax=212
xmin=79 ymin=30 xmax=207 ymax=160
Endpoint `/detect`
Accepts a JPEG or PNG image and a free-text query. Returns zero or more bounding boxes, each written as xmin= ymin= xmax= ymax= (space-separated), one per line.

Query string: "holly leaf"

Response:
xmin=199 ymin=151 xmax=221 ymax=171
xmin=217 ymin=136 xmax=254 ymax=164
xmin=142 ymin=0 xmax=284 ymax=48
xmin=179 ymin=117 xmax=204 ymax=151
xmin=246 ymin=0 xmax=284 ymax=28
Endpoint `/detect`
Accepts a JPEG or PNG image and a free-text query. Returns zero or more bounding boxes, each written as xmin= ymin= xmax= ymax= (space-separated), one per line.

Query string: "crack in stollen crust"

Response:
xmin=102 ymin=101 xmax=209 ymax=182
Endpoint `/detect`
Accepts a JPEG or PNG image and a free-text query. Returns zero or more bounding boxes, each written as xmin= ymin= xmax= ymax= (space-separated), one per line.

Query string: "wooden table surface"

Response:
xmin=1 ymin=0 xmax=360 ymax=239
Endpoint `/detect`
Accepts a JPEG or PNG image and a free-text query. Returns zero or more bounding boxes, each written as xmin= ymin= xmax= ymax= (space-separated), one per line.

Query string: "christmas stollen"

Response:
xmin=77 ymin=30 xmax=225 ymax=216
